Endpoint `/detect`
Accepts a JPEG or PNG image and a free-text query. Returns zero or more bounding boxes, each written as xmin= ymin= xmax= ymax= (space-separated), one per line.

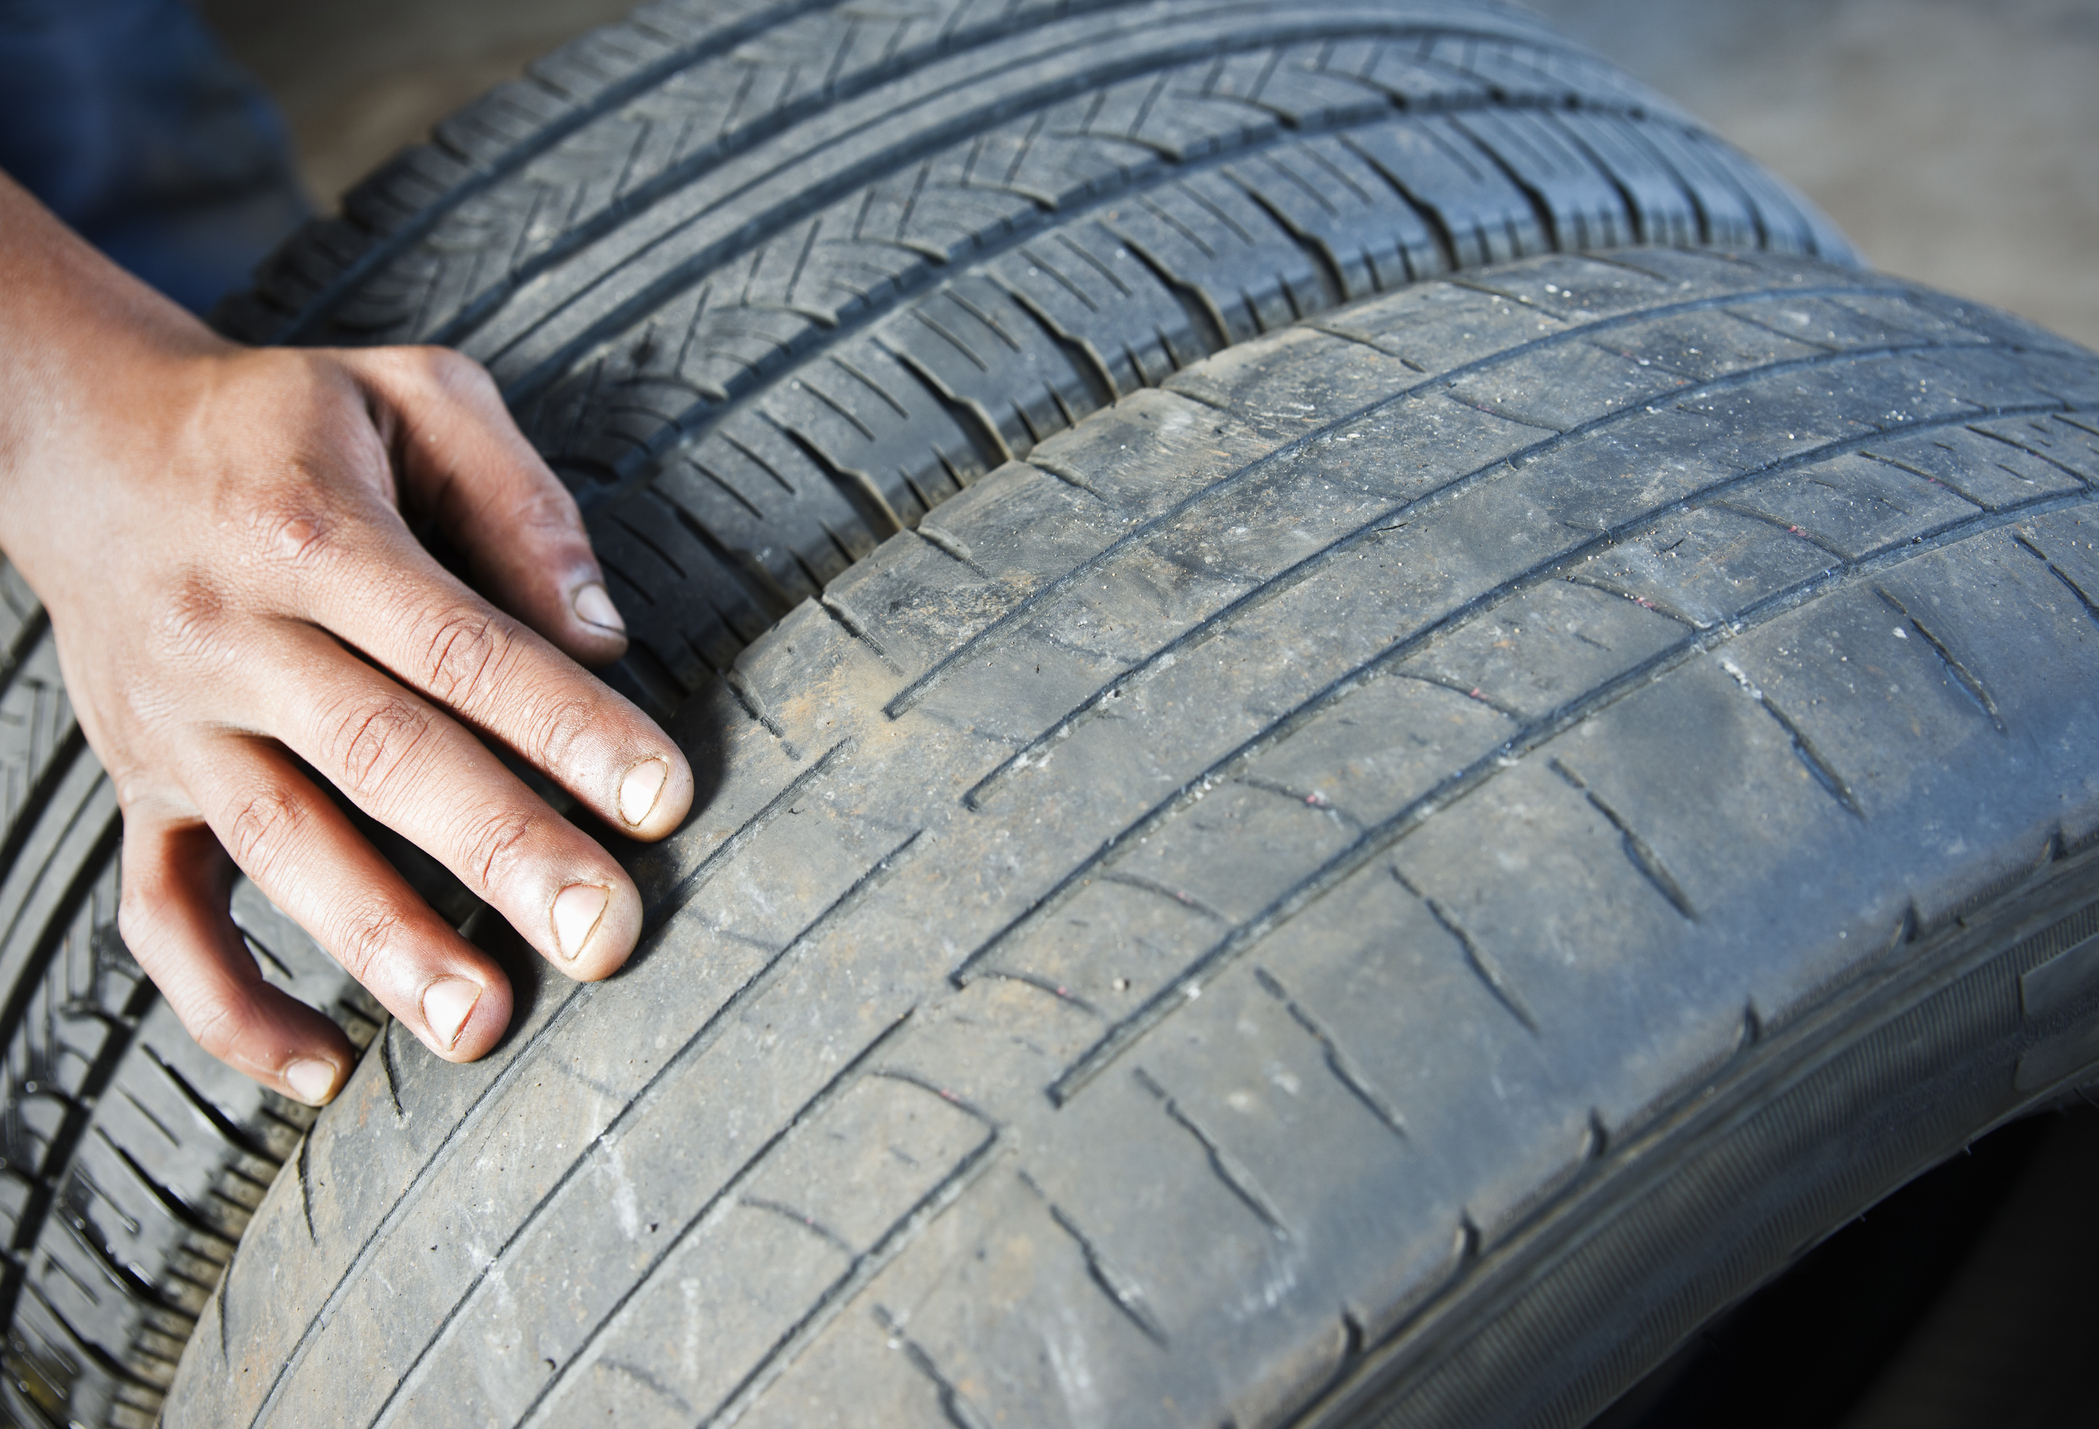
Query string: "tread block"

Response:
xmin=1569 ymin=505 xmax=1838 ymax=629
xmin=0 ymin=629 xmax=74 ymax=854
xmin=448 ymin=1073 xmax=991 ymax=1428
xmin=1397 ymin=578 xmax=1690 ymax=722
xmin=1447 ymin=107 xmax=1635 ymax=252
xmin=1547 ymin=109 xmax=1701 ymax=248
xmin=1343 ymin=115 xmax=1547 ymax=268
xmin=1204 ymin=42 xmax=1394 ymax=128
xmin=1442 ymin=336 xmax=1695 ymax=431
xmin=1222 ymin=135 xmax=1446 ymax=298
xmin=1619 ymin=121 xmax=1763 ymax=250
xmin=1978 ymin=412 xmax=2099 ymax=483
xmin=1722 ymin=452 xmax=1983 ymax=560
xmin=1385 ymin=755 xmax=1745 ymax=1144
xmin=726 ymin=1172 xmax=1127 ymax=1429
xmin=986 ymin=236 xmax=1196 ymax=393
xmin=1241 ymin=672 xmax=1520 ymax=827
xmin=1586 ymin=303 xmax=1834 ymax=385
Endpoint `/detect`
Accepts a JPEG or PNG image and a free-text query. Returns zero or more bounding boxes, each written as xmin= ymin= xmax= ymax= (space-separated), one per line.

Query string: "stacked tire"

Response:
xmin=3 ymin=1 xmax=2096 ymax=1427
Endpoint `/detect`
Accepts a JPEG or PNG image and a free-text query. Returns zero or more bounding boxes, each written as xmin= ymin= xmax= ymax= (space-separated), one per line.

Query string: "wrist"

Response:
xmin=0 ymin=174 xmax=234 ymax=567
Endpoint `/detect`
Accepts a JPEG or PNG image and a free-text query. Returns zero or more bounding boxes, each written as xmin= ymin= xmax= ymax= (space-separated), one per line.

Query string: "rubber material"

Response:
xmin=3 ymin=3 xmax=1858 ymax=1422
xmin=167 ymin=249 xmax=2099 ymax=1428
xmin=212 ymin=0 xmax=1851 ymax=722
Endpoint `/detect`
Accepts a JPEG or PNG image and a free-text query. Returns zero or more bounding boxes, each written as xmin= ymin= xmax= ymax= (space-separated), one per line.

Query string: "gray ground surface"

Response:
xmin=197 ymin=0 xmax=2099 ymax=352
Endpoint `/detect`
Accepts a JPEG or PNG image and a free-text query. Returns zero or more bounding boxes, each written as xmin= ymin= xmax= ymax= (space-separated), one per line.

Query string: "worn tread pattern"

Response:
xmin=0 ymin=562 xmax=381 ymax=1429
xmin=171 ymin=252 xmax=2099 ymax=1429
xmin=211 ymin=0 xmax=1850 ymax=721
xmin=11 ymin=4 xmax=1863 ymax=1420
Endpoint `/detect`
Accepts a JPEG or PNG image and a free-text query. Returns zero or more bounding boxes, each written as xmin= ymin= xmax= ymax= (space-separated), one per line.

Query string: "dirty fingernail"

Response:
xmin=619 ymin=757 xmax=669 ymax=827
xmin=285 ymin=1058 xmax=338 ymax=1106
xmin=552 ymin=882 xmax=609 ymax=961
xmin=422 ymin=978 xmax=482 ymax=1051
xmin=573 ymin=582 xmax=626 ymax=635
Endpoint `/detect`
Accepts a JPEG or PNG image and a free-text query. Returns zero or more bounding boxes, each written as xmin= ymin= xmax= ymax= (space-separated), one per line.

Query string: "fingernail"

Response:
xmin=552 ymin=882 xmax=609 ymax=961
xmin=619 ymin=758 xmax=669 ymax=827
xmin=422 ymin=978 xmax=482 ymax=1051
xmin=285 ymin=1058 xmax=338 ymax=1106
xmin=573 ymin=582 xmax=626 ymax=635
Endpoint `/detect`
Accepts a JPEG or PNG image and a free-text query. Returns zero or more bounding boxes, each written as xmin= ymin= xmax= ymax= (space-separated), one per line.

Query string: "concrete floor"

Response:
xmin=197 ymin=0 xmax=2099 ymax=351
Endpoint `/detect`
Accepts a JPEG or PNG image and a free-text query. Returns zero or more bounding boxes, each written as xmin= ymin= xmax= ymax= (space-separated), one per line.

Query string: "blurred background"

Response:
xmin=192 ymin=0 xmax=2099 ymax=350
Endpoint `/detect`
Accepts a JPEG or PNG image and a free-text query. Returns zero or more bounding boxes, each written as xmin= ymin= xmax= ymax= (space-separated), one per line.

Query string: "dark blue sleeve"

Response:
xmin=0 ymin=0 xmax=309 ymax=315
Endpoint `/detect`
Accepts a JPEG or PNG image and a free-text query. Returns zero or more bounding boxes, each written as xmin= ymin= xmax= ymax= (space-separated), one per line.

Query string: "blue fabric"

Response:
xmin=0 ymin=0 xmax=308 ymax=314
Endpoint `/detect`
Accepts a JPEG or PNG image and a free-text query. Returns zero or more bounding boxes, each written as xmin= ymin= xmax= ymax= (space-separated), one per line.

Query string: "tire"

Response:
xmin=211 ymin=0 xmax=1852 ymax=723
xmin=164 ymin=248 xmax=2099 ymax=1429
xmin=0 ymin=3 xmax=1854 ymax=1423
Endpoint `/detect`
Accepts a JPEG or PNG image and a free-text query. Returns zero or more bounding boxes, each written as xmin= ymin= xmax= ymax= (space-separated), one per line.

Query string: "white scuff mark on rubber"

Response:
xmin=1236 ymin=1253 xmax=1303 ymax=1320
xmin=681 ymin=1278 xmax=702 ymax=1386
xmin=1043 ymin=1304 xmax=1104 ymax=1429
xmin=605 ymin=1140 xmax=641 ymax=1243
xmin=1719 ymin=657 xmax=1764 ymax=702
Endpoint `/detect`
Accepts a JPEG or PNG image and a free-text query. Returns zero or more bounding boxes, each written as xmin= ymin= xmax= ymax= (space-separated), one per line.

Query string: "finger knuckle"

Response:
xmin=457 ymin=805 xmax=538 ymax=893
xmin=116 ymin=882 xmax=170 ymax=962
xmin=182 ymin=1000 xmax=247 ymax=1065
xmin=148 ymin=570 xmax=235 ymax=668
xmin=324 ymin=693 xmax=437 ymax=803
xmin=225 ymin=784 xmax=305 ymax=879
xmin=512 ymin=483 xmax=586 ymax=539
xmin=337 ymin=901 xmax=407 ymax=982
xmin=248 ymin=487 xmax=342 ymax=569
xmin=527 ymin=692 xmax=601 ymax=772
xmin=413 ymin=345 xmax=495 ymax=402
xmin=417 ymin=606 xmax=518 ymax=711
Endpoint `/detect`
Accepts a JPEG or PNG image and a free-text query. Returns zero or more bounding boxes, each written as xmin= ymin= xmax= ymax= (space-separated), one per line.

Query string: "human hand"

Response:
xmin=0 ymin=174 xmax=693 ymax=1105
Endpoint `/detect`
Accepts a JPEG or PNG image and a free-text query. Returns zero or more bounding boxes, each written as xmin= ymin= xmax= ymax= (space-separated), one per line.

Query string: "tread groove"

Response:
xmin=1132 ymin=1067 xmax=1292 ymax=1239
xmin=1252 ymin=966 xmax=1410 ymax=1139
xmin=1876 ymin=586 xmax=2007 ymax=732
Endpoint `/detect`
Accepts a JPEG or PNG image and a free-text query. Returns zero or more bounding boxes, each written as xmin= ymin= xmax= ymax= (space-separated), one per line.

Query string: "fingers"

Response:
xmin=346 ymin=346 xmax=628 ymax=669
xmin=260 ymin=620 xmax=642 ymax=980
xmin=282 ymin=523 xmax=691 ymax=844
xmin=189 ymin=739 xmax=515 ymax=1062
xmin=118 ymin=815 xmax=357 ymax=1105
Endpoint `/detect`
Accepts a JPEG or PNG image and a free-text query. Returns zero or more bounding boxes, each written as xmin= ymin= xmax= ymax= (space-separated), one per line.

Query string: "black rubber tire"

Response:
xmin=211 ymin=0 xmax=1852 ymax=724
xmin=0 ymin=560 xmax=382 ymax=1429
xmin=0 ymin=4 xmax=1856 ymax=1423
xmin=164 ymin=248 xmax=2099 ymax=1429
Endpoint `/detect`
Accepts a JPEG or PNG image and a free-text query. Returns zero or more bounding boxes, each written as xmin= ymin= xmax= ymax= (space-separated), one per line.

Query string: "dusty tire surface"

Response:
xmin=166 ymin=248 xmax=2099 ymax=1429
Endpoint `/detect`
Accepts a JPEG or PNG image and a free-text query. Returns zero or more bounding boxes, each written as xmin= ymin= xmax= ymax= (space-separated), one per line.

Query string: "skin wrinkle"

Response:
xmin=0 ymin=171 xmax=693 ymax=1095
xmin=224 ymin=783 xmax=308 ymax=885
xmin=180 ymin=989 xmax=247 ymax=1064
xmin=335 ymin=902 xmax=413 ymax=987
xmin=418 ymin=606 xmax=514 ymax=711
xmin=330 ymin=693 xmax=442 ymax=803
xmin=459 ymin=805 xmax=542 ymax=901
xmin=525 ymin=692 xmax=604 ymax=778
